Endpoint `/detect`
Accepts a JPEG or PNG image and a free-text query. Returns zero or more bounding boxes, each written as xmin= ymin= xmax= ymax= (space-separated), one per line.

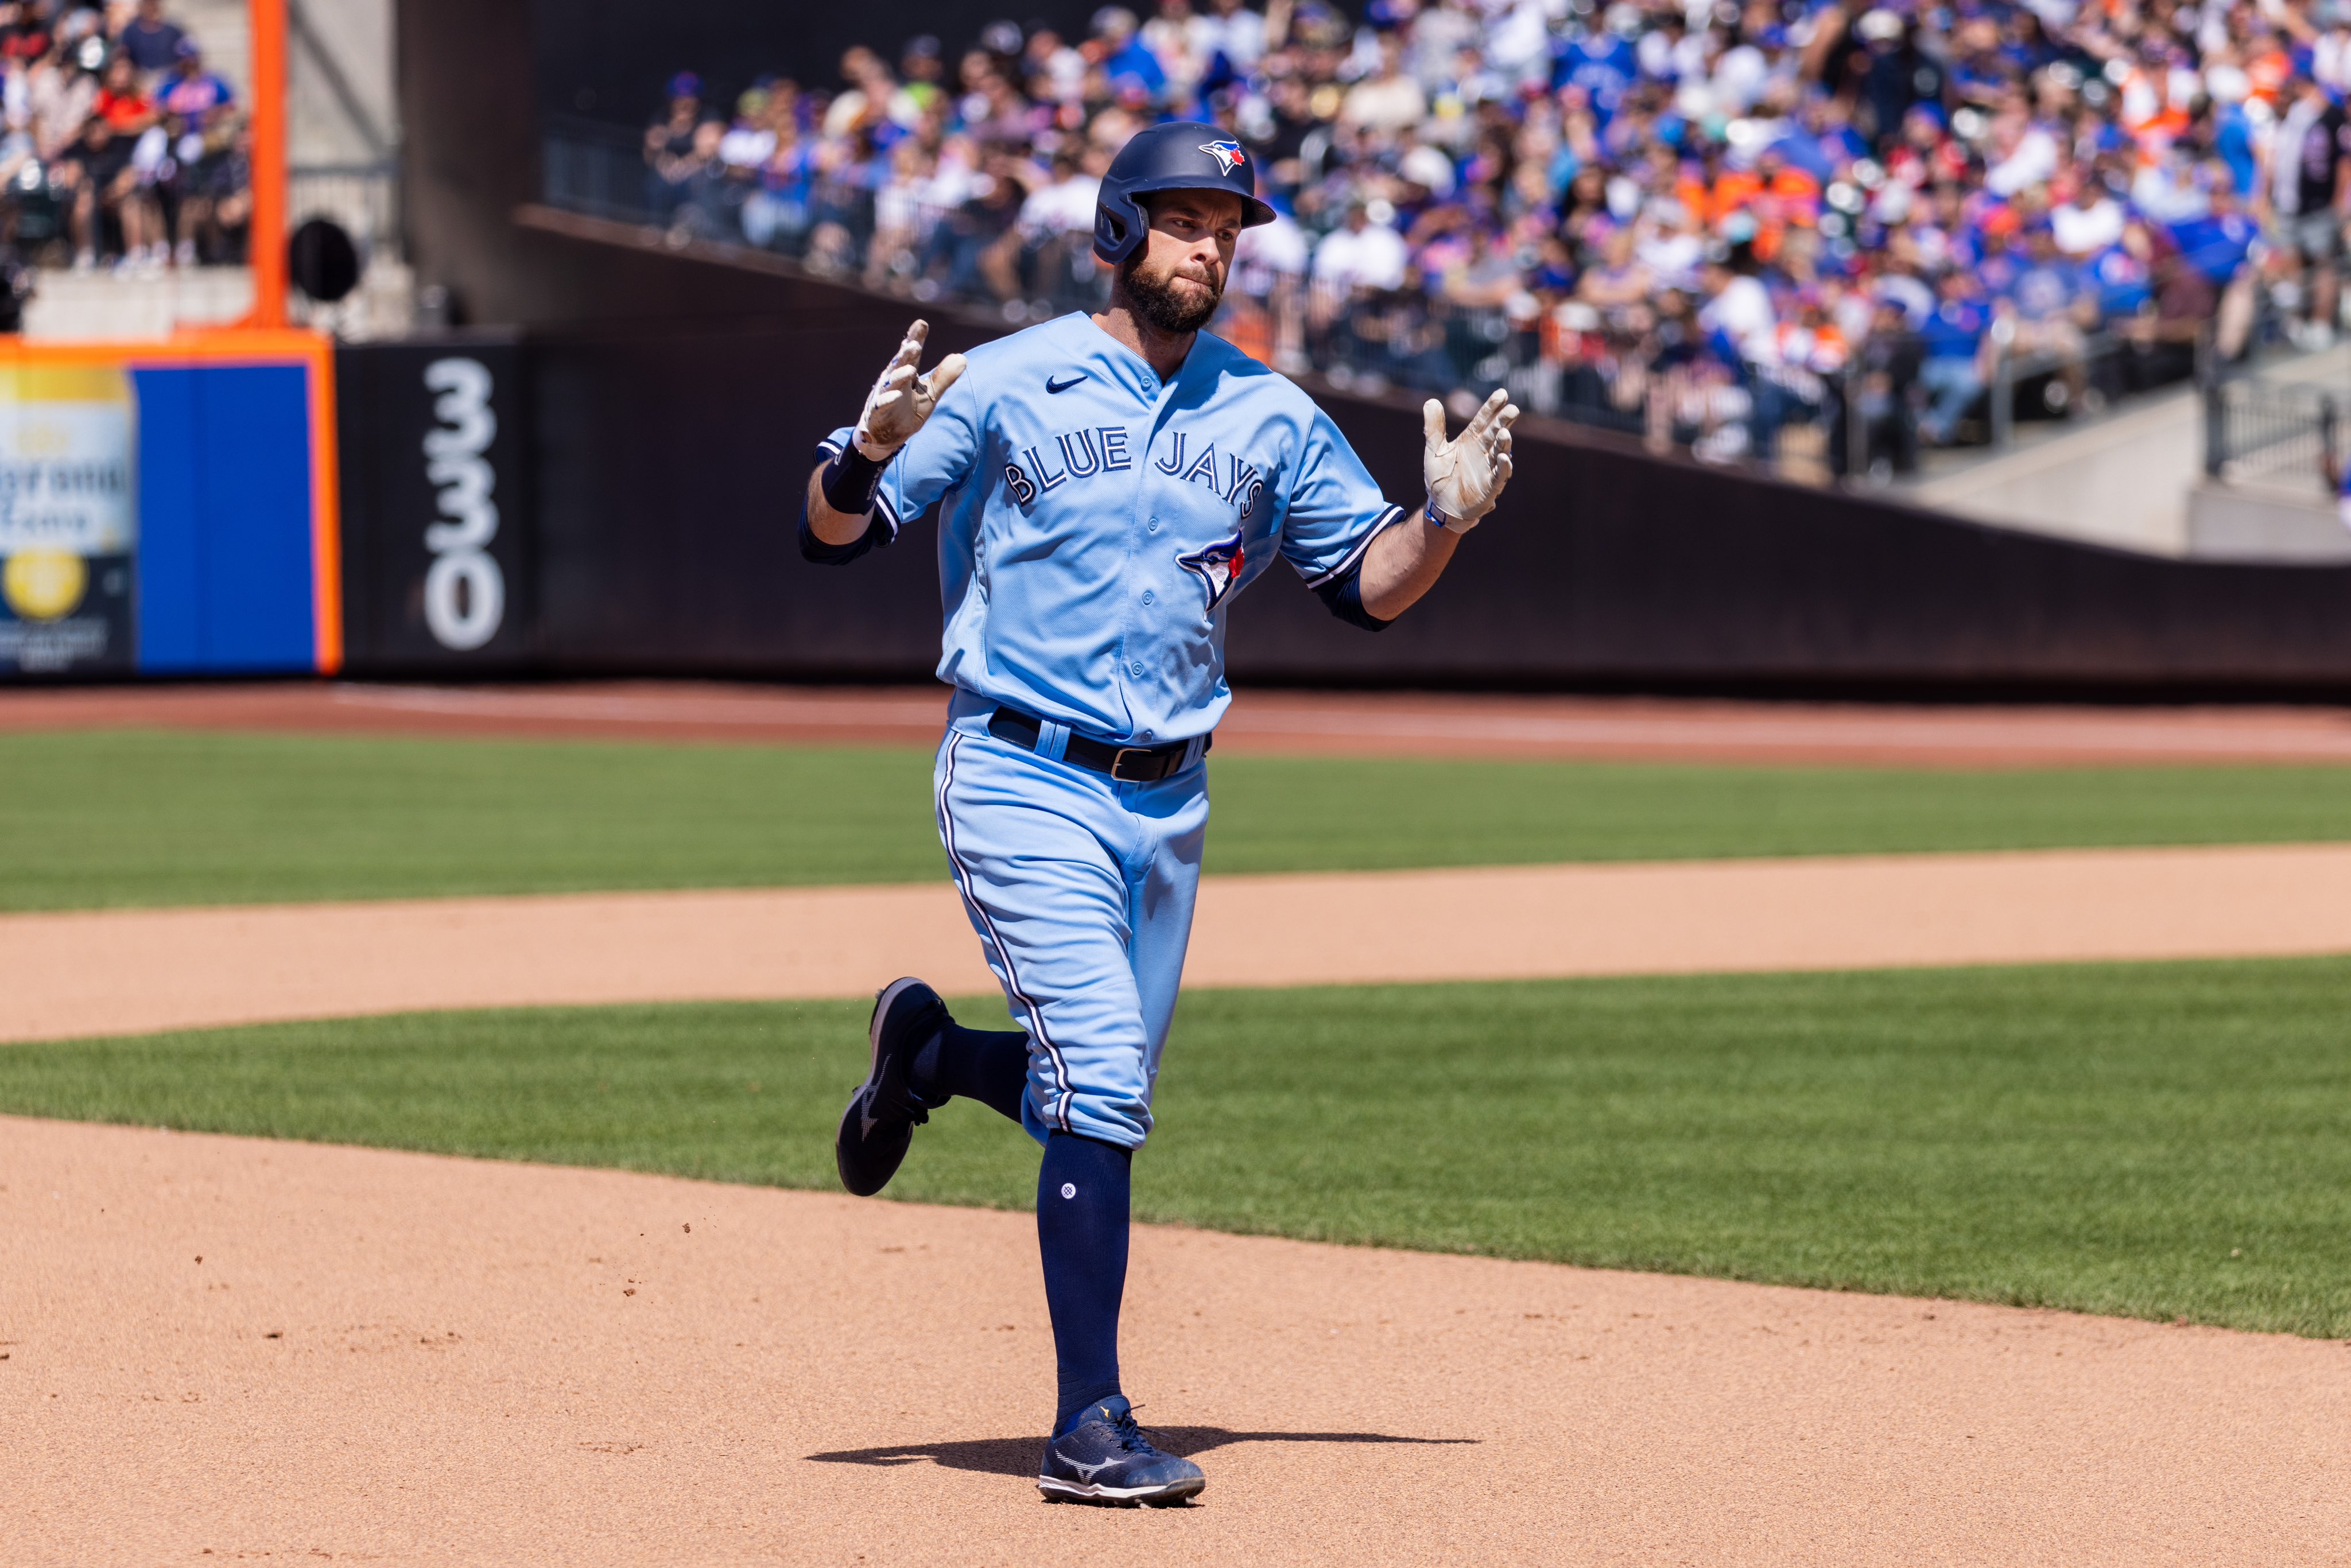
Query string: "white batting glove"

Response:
xmin=852 ymin=319 xmax=968 ymax=461
xmin=1421 ymin=389 xmax=1520 ymax=534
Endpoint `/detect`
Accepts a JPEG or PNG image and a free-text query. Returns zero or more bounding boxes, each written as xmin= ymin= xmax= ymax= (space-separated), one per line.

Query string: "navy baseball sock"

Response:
xmin=1037 ymin=1131 xmax=1131 ymax=1432
xmin=909 ymin=1023 xmax=1029 ymax=1123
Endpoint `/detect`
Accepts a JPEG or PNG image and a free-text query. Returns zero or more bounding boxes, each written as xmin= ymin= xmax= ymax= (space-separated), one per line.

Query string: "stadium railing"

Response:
xmin=2203 ymin=374 xmax=2341 ymax=497
xmin=290 ymin=159 xmax=400 ymax=261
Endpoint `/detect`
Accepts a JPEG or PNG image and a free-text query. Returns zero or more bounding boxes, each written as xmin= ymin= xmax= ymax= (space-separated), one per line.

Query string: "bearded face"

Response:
xmin=1115 ymin=190 xmax=1242 ymax=335
xmin=1119 ymin=246 xmax=1232 ymax=333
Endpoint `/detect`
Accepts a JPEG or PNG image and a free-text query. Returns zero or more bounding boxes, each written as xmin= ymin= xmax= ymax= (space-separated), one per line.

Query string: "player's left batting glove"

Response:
xmin=853 ymin=319 xmax=968 ymax=461
xmin=1421 ymin=388 xmax=1520 ymax=534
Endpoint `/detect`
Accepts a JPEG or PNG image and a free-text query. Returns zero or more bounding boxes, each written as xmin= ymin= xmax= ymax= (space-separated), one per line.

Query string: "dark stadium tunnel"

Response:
xmin=806 ymin=1428 xmax=1480 ymax=1477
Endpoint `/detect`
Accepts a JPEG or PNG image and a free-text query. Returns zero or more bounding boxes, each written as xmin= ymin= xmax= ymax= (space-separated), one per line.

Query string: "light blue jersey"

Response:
xmin=811 ymin=310 xmax=1406 ymax=1149
xmin=824 ymin=311 xmax=1399 ymax=744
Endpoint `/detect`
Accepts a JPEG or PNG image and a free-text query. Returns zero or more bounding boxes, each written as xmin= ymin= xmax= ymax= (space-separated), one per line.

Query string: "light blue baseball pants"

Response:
xmin=931 ymin=695 xmax=1209 ymax=1151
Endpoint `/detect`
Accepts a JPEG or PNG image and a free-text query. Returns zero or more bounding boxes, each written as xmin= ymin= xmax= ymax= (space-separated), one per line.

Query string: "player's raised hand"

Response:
xmin=1421 ymin=389 xmax=1520 ymax=534
xmin=853 ymin=320 xmax=968 ymax=460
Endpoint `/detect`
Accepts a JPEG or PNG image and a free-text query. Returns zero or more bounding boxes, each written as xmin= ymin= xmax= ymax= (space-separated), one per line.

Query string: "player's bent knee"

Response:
xmin=1026 ymin=1083 xmax=1153 ymax=1152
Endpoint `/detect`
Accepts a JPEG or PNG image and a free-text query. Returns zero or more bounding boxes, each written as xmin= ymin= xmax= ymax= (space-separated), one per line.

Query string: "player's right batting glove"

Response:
xmin=853 ymin=319 xmax=968 ymax=460
xmin=1421 ymin=388 xmax=1520 ymax=534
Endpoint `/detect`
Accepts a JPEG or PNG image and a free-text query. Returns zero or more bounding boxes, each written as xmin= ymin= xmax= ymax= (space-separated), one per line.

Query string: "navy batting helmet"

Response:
xmin=1092 ymin=121 xmax=1276 ymax=266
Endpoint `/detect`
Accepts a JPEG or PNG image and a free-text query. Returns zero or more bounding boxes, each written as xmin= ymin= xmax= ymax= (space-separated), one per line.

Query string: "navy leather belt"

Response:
xmin=987 ymin=706 xmax=1208 ymax=782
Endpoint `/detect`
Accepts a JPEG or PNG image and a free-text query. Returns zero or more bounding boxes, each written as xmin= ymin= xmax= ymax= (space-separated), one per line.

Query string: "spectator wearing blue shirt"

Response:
xmin=2168 ymin=184 xmax=2257 ymax=289
xmin=2206 ymin=98 xmax=2260 ymax=209
xmin=2008 ymin=227 xmax=2084 ymax=325
xmin=1093 ymin=7 xmax=1168 ymax=102
xmin=158 ymin=40 xmax=233 ymax=123
xmin=2004 ymin=224 xmax=2097 ymax=409
xmin=2167 ymin=177 xmax=2261 ymax=358
xmin=1917 ymin=269 xmax=1990 ymax=445
xmin=1554 ymin=24 xmax=1638 ymax=127
xmin=1973 ymin=220 xmax=2022 ymax=298
xmin=118 ymin=0 xmax=185 ymax=74
xmin=2086 ymin=240 xmax=2151 ymax=321
xmin=1772 ymin=96 xmax=1868 ymax=182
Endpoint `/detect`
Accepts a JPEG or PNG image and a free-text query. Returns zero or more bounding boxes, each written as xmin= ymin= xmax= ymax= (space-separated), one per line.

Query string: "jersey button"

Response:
xmin=1146 ymin=517 xmax=1159 ymax=533
xmin=1130 ymin=661 xmax=1145 ymax=677
xmin=1141 ymin=591 xmax=1154 ymax=605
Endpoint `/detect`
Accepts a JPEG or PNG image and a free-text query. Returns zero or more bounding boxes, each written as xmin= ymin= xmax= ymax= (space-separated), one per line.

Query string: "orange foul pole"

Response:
xmin=245 ymin=0 xmax=288 ymax=328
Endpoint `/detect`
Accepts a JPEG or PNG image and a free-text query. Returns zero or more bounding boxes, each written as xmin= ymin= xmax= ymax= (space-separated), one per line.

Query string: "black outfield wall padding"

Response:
xmin=337 ymin=333 xmax=536 ymax=672
xmin=335 ymin=324 xmax=2351 ymax=694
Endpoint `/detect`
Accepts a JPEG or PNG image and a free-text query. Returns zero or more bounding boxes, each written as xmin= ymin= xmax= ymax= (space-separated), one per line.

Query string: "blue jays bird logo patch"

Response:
xmin=1198 ymin=139 xmax=1246 ymax=175
xmin=1177 ymin=531 xmax=1246 ymax=613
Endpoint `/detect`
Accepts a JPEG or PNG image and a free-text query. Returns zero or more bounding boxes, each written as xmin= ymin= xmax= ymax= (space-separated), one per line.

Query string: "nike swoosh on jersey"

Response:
xmin=1045 ymin=374 xmax=1088 ymax=393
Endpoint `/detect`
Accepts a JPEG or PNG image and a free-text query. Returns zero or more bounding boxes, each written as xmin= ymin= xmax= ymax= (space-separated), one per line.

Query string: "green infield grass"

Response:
xmin=4 ymin=957 xmax=2348 ymax=1336
xmin=6 ymin=728 xmax=2351 ymax=910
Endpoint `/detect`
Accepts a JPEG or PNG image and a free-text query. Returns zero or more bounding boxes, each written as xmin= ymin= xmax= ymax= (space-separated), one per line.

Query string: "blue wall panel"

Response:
xmin=131 ymin=367 xmax=203 ymax=670
xmin=131 ymin=363 xmax=316 ymax=674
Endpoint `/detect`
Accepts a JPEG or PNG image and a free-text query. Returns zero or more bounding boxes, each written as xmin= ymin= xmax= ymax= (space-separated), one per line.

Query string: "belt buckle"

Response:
xmin=1108 ymin=746 xmax=1157 ymax=782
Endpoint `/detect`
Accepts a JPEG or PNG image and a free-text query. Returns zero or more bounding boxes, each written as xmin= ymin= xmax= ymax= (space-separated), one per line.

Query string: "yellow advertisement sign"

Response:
xmin=0 ymin=362 xmax=136 ymax=671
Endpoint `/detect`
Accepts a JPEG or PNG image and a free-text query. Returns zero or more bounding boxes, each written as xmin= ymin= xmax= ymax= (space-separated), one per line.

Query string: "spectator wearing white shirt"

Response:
xmin=1022 ymin=29 xmax=1089 ymax=105
xmin=1982 ymin=104 xmax=2059 ymax=198
xmin=1141 ymin=0 xmax=1216 ymax=103
xmin=862 ymin=139 xmax=936 ymax=289
xmin=1312 ymin=199 xmax=1409 ymax=293
xmin=2050 ymin=177 xmax=2123 ymax=256
xmin=1410 ymin=0 xmax=1484 ymax=91
xmin=1199 ymin=0 xmax=1266 ymax=73
xmin=1339 ymin=33 xmax=1426 ymax=133
xmin=1018 ymin=152 xmax=1101 ymax=235
xmin=717 ymin=91 xmax=776 ymax=170
xmin=1236 ymin=203 xmax=1310 ymax=274
xmin=1697 ymin=252 xmax=1778 ymax=365
xmin=2132 ymin=143 xmax=2209 ymax=226
xmin=1635 ymin=208 xmax=1706 ymax=293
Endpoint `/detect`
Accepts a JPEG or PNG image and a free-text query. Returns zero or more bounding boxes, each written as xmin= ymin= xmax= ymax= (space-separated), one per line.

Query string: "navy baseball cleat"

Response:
xmin=835 ymin=977 xmax=950 ymax=1197
xmin=1037 ymin=1396 xmax=1206 ymax=1506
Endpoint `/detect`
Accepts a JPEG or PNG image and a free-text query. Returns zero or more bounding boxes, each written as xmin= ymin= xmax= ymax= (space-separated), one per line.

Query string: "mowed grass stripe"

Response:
xmin=9 ymin=728 xmax=2351 ymax=911
xmin=4 ymin=958 xmax=2348 ymax=1336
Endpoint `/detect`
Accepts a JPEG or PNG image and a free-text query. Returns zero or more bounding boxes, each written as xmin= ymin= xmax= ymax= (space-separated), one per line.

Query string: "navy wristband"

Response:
xmin=822 ymin=445 xmax=886 ymax=515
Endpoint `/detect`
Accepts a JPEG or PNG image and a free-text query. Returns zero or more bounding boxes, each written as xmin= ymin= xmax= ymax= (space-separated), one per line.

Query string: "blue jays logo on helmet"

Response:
xmin=1177 ymin=530 xmax=1247 ymax=613
xmin=1198 ymin=139 xmax=1246 ymax=176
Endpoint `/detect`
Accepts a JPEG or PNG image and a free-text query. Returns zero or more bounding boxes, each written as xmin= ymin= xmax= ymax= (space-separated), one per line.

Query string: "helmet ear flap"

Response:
xmin=1093 ymin=192 xmax=1140 ymax=266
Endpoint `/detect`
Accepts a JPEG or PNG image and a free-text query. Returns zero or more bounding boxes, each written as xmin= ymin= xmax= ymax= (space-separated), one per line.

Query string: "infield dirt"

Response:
xmin=5 ymin=842 xmax=2351 ymax=1042
xmin=9 ymin=1115 xmax=2349 ymax=1566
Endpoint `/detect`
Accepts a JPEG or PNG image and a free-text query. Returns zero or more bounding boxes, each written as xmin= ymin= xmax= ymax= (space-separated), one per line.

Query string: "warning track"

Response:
xmin=9 ymin=678 xmax=2351 ymax=765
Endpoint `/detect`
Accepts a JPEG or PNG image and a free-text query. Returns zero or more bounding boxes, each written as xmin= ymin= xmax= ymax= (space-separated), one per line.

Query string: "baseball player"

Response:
xmin=801 ymin=121 xmax=1519 ymax=1506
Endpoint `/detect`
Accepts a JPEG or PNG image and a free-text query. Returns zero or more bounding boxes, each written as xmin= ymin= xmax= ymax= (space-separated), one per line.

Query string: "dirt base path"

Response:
xmin=7 ymin=843 xmax=2351 ymax=1043
xmin=10 ymin=678 xmax=2351 ymax=765
xmin=6 ymin=1116 xmax=2345 ymax=1566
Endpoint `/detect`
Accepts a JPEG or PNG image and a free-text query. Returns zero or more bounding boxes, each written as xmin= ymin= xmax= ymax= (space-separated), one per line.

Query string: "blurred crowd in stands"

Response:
xmin=609 ymin=0 xmax=2351 ymax=475
xmin=0 ymin=0 xmax=251 ymax=276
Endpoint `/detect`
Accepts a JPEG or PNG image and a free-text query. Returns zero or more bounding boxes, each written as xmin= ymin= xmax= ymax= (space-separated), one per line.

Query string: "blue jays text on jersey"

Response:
xmin=1000 ymin=425 xmax=1267 ymax=525
xmin=816 ymin=311 xmax=1400 ymax=746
